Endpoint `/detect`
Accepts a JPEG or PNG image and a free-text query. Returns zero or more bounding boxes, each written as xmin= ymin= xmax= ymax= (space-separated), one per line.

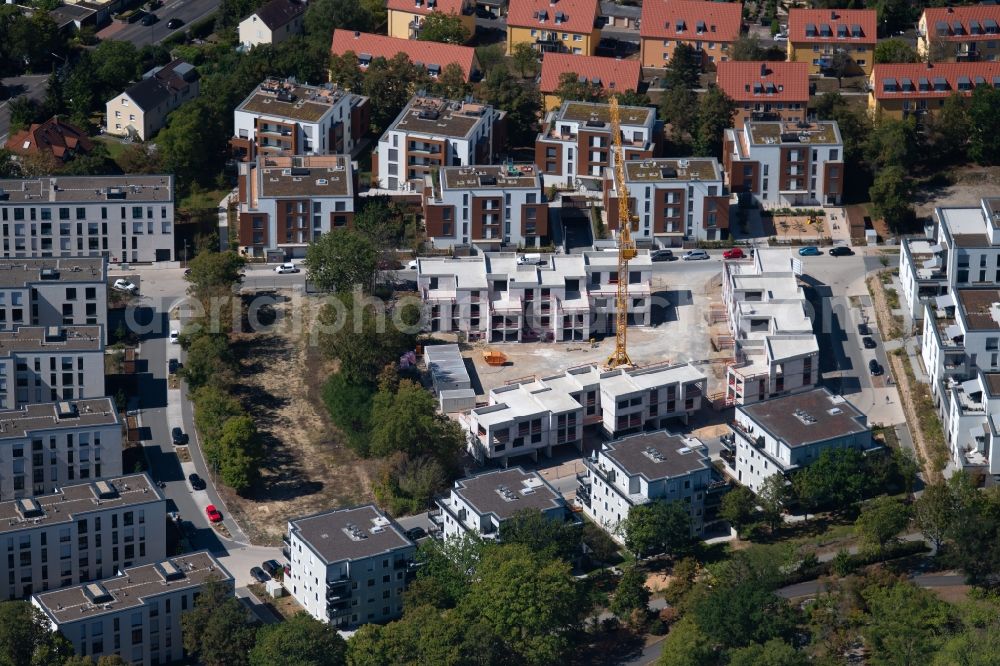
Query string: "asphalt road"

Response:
xmin=101 ymin=0 xmax=221 ymax=46
xmin=778 ymin=571 xmax=966 ymax=600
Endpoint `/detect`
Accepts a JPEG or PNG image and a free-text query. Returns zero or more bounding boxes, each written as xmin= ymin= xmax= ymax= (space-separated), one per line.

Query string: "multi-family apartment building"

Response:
xmin=331 ymin=30 xmax=481 ymax=82
xmin=787 ymin=8 xmax=876 ymax=76
xmin=32 ymin=551 xmax=229 ymax=666
xmin=238 ymin=0 xmax=305 ymax=50
xmin=721 ymin=387 xmax=872 ymax=492
xmin=0 ymin=258 xmax=107 ymax=332
xmin=421 ymin=164 xmax=547 ymax=249
xmin=535 ymin=101 xmax=657 ymax=187
xmin=723 ymin=120 xmax=844 ymax=208
xmin=434 ymin=467 xmax=570 ymax=539
xmin=722 ymin=250 xmax=819 ymax=406
xmin=460 ymin=362 xmax=707 ymax=464
xmin=506 ymin=0 xmax=600 ymax=55
xmin=603 ymin=158 xmax=729 ymax=246
xmin=579 ymin=431 xmax=725 ymax=540
xmin=374 ymin=96 xmax=505 ymax=193
xmin=105 ymin=60 xmax=199 ymax=141
xmin=236 ymin=155 xmax=355 ymax=259
xmin=0 ymin=325 xmax=104 ymax=408
xmin=387 ymin=0 xmax=475 ymax=41
xmin=917 ymin=6 xmax=1000 ymax=63
xmin=416 ymin=250 xmax=653 ymax=342
xmin=922 ymin=287 xmax=1000 ymax=401
xmin=639 ymin=0 xmax=742 ymax=68
xmin=716 ymin=61 xmax=810 ymax=126
xmin=940 ymin=369 xmax=1000 ymax=479
xmin=868 ymin=62 xmax=1000 ymax=122
xmin=538 ymin=53 xmax=642 ymax=111
xmin=1 ymin=474 xmax=166 ymax=600
xmin=285 ymin=505 xmax=416 ymax=629
xmin=0 ymin=398 xmax=121 ymax=500
xmin=231 ymin=78 xmax=370 ymax=162
xmin=0 ymin=176 xmax=175 ymax=263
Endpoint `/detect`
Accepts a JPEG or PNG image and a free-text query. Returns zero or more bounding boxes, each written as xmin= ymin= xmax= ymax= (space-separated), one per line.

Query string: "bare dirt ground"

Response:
xmin=914 ymin=166 xmax=1000 ymax=218
xmin=772 ymin=214 xmax=831 ymax=242
xmin=222 ymin=290 xmax=376 ymax=545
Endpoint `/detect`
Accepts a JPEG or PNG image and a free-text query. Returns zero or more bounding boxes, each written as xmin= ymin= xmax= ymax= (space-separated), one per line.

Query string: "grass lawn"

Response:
xmin=179 ymin=187 xmax=233 ymax=211
xmin=94 ymin=136 xmax=130 ymax=162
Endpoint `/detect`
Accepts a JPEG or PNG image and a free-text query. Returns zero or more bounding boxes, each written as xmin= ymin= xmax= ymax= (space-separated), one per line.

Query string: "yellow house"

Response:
xmin=638 ymin=0 xmax=742 ymax=68
xmin=387 ymin=0 xmax=476 ymax=42
xmin=787 ymin=8 xmax=877 ymax=76
xmin=869 ymin=62 xmax=1000 ymax=121
xmin=506 ymin=0 xmax=600 ymax=55
xmin=917 ymin=6 xmax=1000 ymax=62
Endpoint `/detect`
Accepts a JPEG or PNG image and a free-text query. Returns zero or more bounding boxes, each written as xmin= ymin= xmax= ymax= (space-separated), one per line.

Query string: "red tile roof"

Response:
xmin=5 ymin=116 xmax=92 ymax=162
xmin=386 ymin=0 xmax=468 ymax=18
xmin=871 ymin=62 xmax=1000 ymax=99
xmin=922 ymin=6 xmax=1000 ymax=42
xmin=787 ymin=8 xmax=876 ymax=44
xmin=331 ymin=29 xmax=479 ymax=81
xmin=507 ymin=0 xmax=599 ymax=36
xmin=640 ymin=0 xmax=742 ymax=42
xmin=539 ymin=53 xmax=641 ymax=94
xmin=716 ymin=61 xmax=809 ymax=103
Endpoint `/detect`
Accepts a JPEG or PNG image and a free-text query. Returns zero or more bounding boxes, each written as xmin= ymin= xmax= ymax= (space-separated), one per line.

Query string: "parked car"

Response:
xmin=168 ymin=358 xmax=180 ymax=374
xmin=112 ymin=278 xmax=138 ymax=293
xmin=171 ymin=427 xmax=188 ymax=445
xmin=517 ymin=253 xmax=545 ymax=266
xmin=141 ymin=12 xmax=158 ymax=25
xmin=262 ymin=560 xmax=282 ymax=577
xmin=869 ymin=359 xmax=884 ymax=376
xmin=858 ymin=323 xmax=871 ymax=336
xmin=683 ymin=250 xmax=710 ymax=261
xmin=405 ymin=526 xmax=427 ymax=541
xmin=798 ymin=246 xmax=822 ymax=256
xmin=274 ymin=262 xmax=299 ymax=274
xmin=405 ymin=259 xmax=419 ymax=270
xmin=829 ymin=246 xmax=854 ymax=256
xmin=250 ymin=567 xmax=269 ymax=583
xmin=188 ymin=473 xmax=206 ymax=491
xmin=166 ymin=17 xmax=183 ymax=29
xmin=723 ymin=247 xmax=745 ymax=259
xmin=651 ymin=249 xmax=674 ymax=262
xmin=863 ymin=336 xmax=877 ymax=349
xmin=169 ymin=329 xmax=180 ymax=344
xmin=205 ymin=505 xmax=222 ymax=523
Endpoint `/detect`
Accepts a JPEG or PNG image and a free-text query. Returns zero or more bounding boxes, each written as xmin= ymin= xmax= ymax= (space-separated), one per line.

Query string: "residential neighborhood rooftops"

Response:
xmin=237 ymin=78 xmax=356 ymax=123
xmin=331 ymin=30 xmax=479 ymax=82
xmin=746 ymin=120 xmax=841 ymax=145
xmin=387 ymin=0 xmax=469 ymax=18
xmin=0 ymin=325 xmax=102 ymax=353
xmin=0 ymin=398 xmax=118 ymax=441
xmin=922 ymin=6 xmax=1000 ymax=41
xmin=5 ymin=116 xmax=93 ymax=162
xmin=738 ymin=388 xmax=868 ymax=447
xmin=441 ymin=164 xmax=540 ymax=190
xmin=623 ymin=158 xmax=722 ymax=183
xmin=640 ymin=0 xmax=742 ymax=42
xmin=34 ymin=551 xmax=229 ymax=624
xmin=249 ymin=0 xmax=306 ymax=29
xmin=957 ymin=288 xmax=1000 ymax=330
xmin=388 ymin=95 xmax=496 ymax=138
xmin=122 ymin=59 xmax=198 ymax=111
xmin=716 ymin=61 xmax=810 ymax=103
xmin=539 ymin=53 xmax=641 ymax=95
xmin=0 ymin=175 xmax=173 ymax=203
xmin=787 ymin=8 xmax=877 ymax=44
xmin=871 ymin=62 xmax=1000 ymax=99
xmin=603 ymin=431 xmax=711 ymax=480
xmin=289 ymin=505 xmax=412 ymax=564
xmin=255 ymin=155 xmax=353 ymax=198
xmin=0 ymin=257 xmax=106 ymax=288
xmin=449 ymin=468 xmax=563 ymax=520
xmin=507 ymin=0 xmax=599 ymax=34
xmin=556 ymin=100 xmax=655 ymax=126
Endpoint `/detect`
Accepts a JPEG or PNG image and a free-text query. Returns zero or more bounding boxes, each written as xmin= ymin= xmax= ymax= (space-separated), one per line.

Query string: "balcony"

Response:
xmin=326 ymin=578 xmax=351 ymax=601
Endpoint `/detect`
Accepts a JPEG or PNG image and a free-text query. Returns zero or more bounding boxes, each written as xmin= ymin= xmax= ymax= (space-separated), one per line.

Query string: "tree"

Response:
xmin=412 ymin=534 xmax=485 ymax=609
xmin=430 ymin=63 xmax=471 ymax=100
xmin=946 ymin=484 xmax=1000 ymax=588
xmin=510 ymin=42 xmax=539 ymax=78
xmin=691 ymin=578 xmax=797 ymax=650
xmin=610 ymin=90 xmax=652 ymax=107
xmin=322 ymin=373 xmax=373 ymax=454
xmin=869 ymin=165 xmax=913 ymax=231
xmin=0 ymin=600 xmax=72 ymax=666
xmin=304 ymin=0 xmax=374 ymax=49
xmin=116 ymin=142 xmax=162 ymax=174
xmin=182 ymin=333 xmax=236 ymax=390
xmin=362 ymin=54 xmax=430 ymax=135
xmin=865 ymin=118 xmax=919 ymax=170
xmin=476 ymin=66 xmax=540 ymax=148
xmin=475 ymin=44 xmax=506 ymax=75
xmin=319 ymin=293 xmax=417 ymax=387
xmin=158 ymin=99 xmax=229 ymax=192
xmin=417 ymin=11 xmax=469 ymax=44
xmin=720 ymin=485 xmax=756 ymax=535
xmin=924 ymin=93 xmax=970 ymax=164
xmin=217 ymin=414 xmax=261 ymax=493
xmin=305 ymin=230 xmax=378 ymax=294
xmin=8 ymin=96 xmax=42 ymax=132
xmin=664 ymin=43 xmax=700 ymax=89
xmin=913 ymin=481 xmax=958 ymax=553
xmin=728 ymin=639 xmax=807 ymax=666
xmin=869 ymin=0 xmax=911 ymax=36
xmin=369 ymin=380 xmax=465 ymax=464
xmin=502 ymin=508 xmax=580 ymax=562
xmin=757 ymin=474 xmax=788 ymax=533
xmin=874 ymin=38 xmax=918 ymax=64
xmin=730 ymin=35 xmax=767 ymax=61
xmin=192 ymin=384 xmax=244 ymax=448
xmin=610 ymin=564 xmax=650 ymax=623
xmin=91 ymin=40 xmax=142 ymax=100
xmin=694 ymin=87 xmax=736 ymax=158
xmin=660 ymin=85 xmax=697 ymax=147
xmin=827 ymin=50 xmax=855 ymax=87
xmin=251 ymin=613 xmax=347 ymax=666
xmin=186 ymin=250 xmax=245 ymax=294
xmin=969 ymin=85 xmax=1000 ymax=165
xmin=621 ymin=500 xmax=692 ymax=558
xmin=854 ymin=496 xmax=909 ymax=559
xmin=861 ymin=582 xmax=955 ymax=666
xmin=553 ymin=71 xmax=604 ymax=105
xmin=656 ymin=617 xmax=715 ymax=666
xmin=791 ymin=447 xmax=872 ymax=514
xmin=328 ymin=51 xmax=364 ymax=91
xmin=181 ymin=578 xmax=257 ymax=666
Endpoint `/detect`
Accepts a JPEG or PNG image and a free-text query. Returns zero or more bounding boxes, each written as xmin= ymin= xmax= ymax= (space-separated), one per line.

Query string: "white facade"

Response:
xmin=1 ymin=474 xmax=166 ymax=601
xmin=33 ymin=551 xmax=230 ymax=666
xmin=105 ymin=60 xmax=199 ymax=141
xmin=0 ymin=176 xmax=175 ymax=263
xmin=238 ymin=0 xmax=305 ymax=49
xmin=0 ymin=325 xmax=104 ymax=409
xmin=0 ymin=258 xmax=108 ymax=333
xmin=286 ymin=505 xmax=416 ymax=629
xmin=941 ymin=371 xmax=1000 ymax=477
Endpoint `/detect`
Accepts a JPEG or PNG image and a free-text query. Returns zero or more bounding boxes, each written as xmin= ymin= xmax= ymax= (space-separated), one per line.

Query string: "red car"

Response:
xmin=205 ymin=505 xmax=222 ymax=523
xmin=723 ymin=247 xmax=746 ymax=259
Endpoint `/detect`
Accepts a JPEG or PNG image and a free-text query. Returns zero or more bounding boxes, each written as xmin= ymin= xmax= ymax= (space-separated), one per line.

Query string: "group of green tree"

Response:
xmin=0 ymin=5 xmax=66 ymax=77
xmin=551 ymin=72 xmax=650 ymax=109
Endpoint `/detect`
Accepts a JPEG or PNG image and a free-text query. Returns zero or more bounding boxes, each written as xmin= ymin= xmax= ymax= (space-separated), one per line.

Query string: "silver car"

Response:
xmin=683 ymin=250 xmax=710 ymax=261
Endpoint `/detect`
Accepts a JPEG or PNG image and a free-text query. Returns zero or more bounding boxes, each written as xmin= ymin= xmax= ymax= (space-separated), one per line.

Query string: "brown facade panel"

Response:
xmin=536 ymin=141 xmax=561 ymax=174
xmin=728 ymin=159 xmax=760 ymax=194
xmin=823 ymin=161 xmax=844 ymax=198
xmin=329 ymin=210 xmax=354 ymax=230
xmin=425 ymin=204 xmax=457 ymax=239
xmin=351 ymin=99 xmax=370 ymax=145
xmin=578 ymin=130 xmax=610 ymax=178
xmin=605 ymin=194 xmax=635 ymax=232
xmin=520 ymin=202 xmax=549 ymax=239
xmin=702 ymin=195 xmax=731 ymax=231
xmin=275 ymin=198 xmax=311 ymax=244
xmin=778 ymin=146 xmax=808 ymax=192
xmin=238 ymin=212 xmax=269 ymax=248
xmin=405 ymin=137 xmax=446 ymax=181
xmin=651 ymin=187 xmax=685 ymax=234
xmin=470 ymin=196 xmax=502 ymax=241
xmin=230 ymin=137 xmax=254 ymax=162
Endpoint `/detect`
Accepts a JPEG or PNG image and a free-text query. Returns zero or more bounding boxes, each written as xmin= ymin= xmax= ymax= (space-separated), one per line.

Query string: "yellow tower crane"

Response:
xmin=606 ymin=96 xmax=637 ymax=370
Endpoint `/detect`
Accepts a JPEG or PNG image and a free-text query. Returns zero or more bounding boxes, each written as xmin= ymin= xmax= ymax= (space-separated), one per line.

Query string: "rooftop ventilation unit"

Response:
xmin=642 ymin=446 xmax=666 ymax=463
xmin=343 ymin=522 xmax=369 ymax=541
xmin=56 ymin=401 xmax=78 ymax=418
xmin=93 ymin=480 xmax=119 ymax=500
xmin=155 ymin=560 xmax=186 ymax=582
xmin=40 ymin=268 xmax=59 ymax=280
xmin=15 ymin=497 xmax=44 ymax=520
xmin=495 ymin=485 xmax=520 ymax=502
xmin=84 ymin=583 xmax=113 ymax=605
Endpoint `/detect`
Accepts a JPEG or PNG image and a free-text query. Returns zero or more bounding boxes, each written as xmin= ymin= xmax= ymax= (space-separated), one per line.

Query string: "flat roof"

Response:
xmin=604 ymin=431 xmax=711 ymax=480
xmin=0 ymin=258 xmax=106 ymax=288
xmin=746 ymin=120 xmax=841 ymax=145
xmin=0 ymin=176 xmax=173 ymax=204
xmin=557 ymin=101 xmax=654 ymax=127
xmin=289 ymin=505 xmax=412 ymax=564
xmin=623 ymin=158 xmax=722 ymax=183
xmin=0 ymin=398 xmax=118 ymax=440
xmin=738 ymin=388 xmax=868 ymax=447
xmin=957 ymin=288 xmax=1000 ymax=330
xmin=449 ymin=468 xmax=563 ymax=521
xmin=0 ymin=325 xmax=102 ymax=353
xmin=255 ymin=155 xmax=353 ymax=199
xmin=389 ymin=96 xmax=494 ymax=139
xmin=985 ymin=372 xmax=1000 ymax=397
xmin=0 ymin=474 xmax=162 ymax=535
xmin=237 ymin=78 xmax=355 ymax=123
xmin=34 ymin=551 xmax=229 ymax=624
xmin=442 ymin=164 xmax=540 ymax=190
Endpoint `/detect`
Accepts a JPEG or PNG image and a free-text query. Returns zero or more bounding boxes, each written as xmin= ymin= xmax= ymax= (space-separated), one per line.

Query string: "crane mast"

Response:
xmin=606 ymin=96 xmax=637 ymax=369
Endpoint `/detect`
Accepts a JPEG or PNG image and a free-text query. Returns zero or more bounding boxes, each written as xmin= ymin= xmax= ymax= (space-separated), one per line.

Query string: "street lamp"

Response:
xmin=183 ymin=239 xmax=189 ymax=267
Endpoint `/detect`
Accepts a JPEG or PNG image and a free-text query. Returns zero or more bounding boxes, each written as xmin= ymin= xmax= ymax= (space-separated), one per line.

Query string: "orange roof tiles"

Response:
xmin=539 ymin=53 xmax=641 ymax=94
xmin=5 ymin=116 xmax=92 ymax=162
xmin=716 ymin=61 xmax=809 ymax=103
xmin=871 ymin=62 xmax=1000 ymax=99
xmin=787 ymin=8 xmax=876 ymax=44
xmin=922 ymin=6 xmax=1000 ymax=42
xmin=331 ymin=29 xmax=479 ymax=81
xmin=386 ymin=0 xmax=467 ymax=17
xmin=640 ymin=0 xmax=742 ymax=42
xmin=507 ymin=0 xmax=599 ymax=35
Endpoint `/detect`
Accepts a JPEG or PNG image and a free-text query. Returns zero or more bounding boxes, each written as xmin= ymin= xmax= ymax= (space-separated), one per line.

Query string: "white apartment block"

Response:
xmin=1 ymin=474 xmax=166 ymax=601
xmin=236 ymin=154 xmax=355 ymax=259
xmin=434 ymin=467 xmax=570 ymax=540
xmin=722 ymin=250 xmax=819 ymax=406
xmin=0 ymin=398 xmax=121 ymax=500
xmin=721 ymin=387 xmax=872 ymax=492
xmin=0 ymin=175 xmax=175 ymax=263
xmin=535 ymin=101 xmax=657 ymax=187
xmin=460 ymin=362 xmax=707 ymax=464
xmin=940 ymin=370 xmax=1000 ymax=478
xmin=0 ymin=325 xmax=104 ymax=409
xmin=579 ymin=431 xmax=724 ymax=541
xmin=603 ymin=158 xmax=730 ymax=246
xmin=416 ymin=251 xmax=653 ymax=343
xmin=33 ymin=551 xmax=230 ymax=666
xmin=0 ymin=258 xmax=107 ymax=333
xmin=232 ymin=78 xmax=370 ymax=162
xmin=285 ymin=505 xmax=416 ymax=629
xmin=374 ymin=95 xmax=506 ymax=192
xmin=422 ymin=164 xmax=548 ymax=249
xmin=723 ymin=120 xmax=844 ymax=208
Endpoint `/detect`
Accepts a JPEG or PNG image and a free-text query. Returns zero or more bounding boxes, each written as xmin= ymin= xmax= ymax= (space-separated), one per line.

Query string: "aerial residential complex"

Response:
xmin=506 ymin=0 xmax=601 ymax=55
xmin=330 ymin=30 xmax=481 ymax=82
xmin=0 ymin=257 xmax=107 ymax=332
xmin=917 ymin=5 xmax=1000 ymax=62
xmin=638 ymin=0 xmax=742 ymax=67
xmin=716 ymin=61 xmax=810 ymax=126
xmin=0 ymin=325 xmax=105 ymax=408
xmin=786 ymin=8 xmax=877 ymax=75
xmin=868 ymin=62 xmax=1000 ymax=121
